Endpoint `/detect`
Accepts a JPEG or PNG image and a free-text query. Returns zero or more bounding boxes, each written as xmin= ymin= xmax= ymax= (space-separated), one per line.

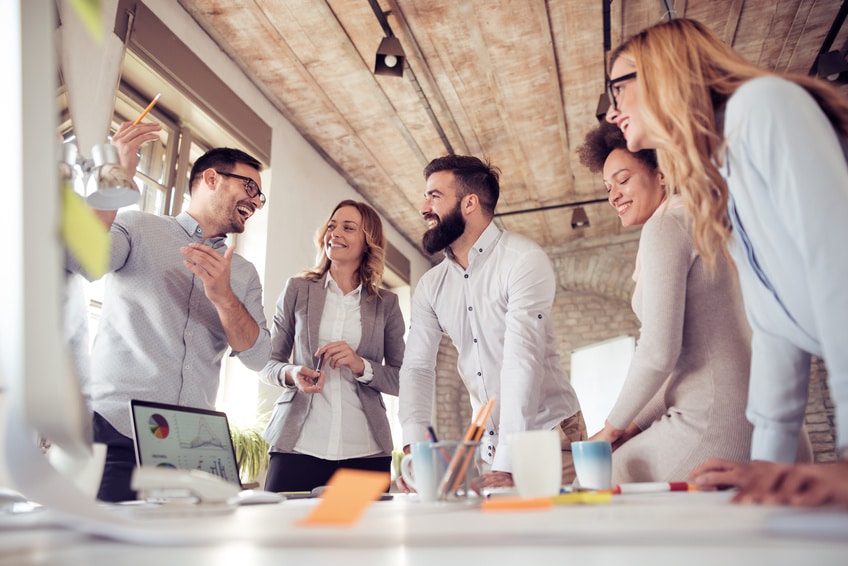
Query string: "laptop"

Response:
xmin=129 ymin=399 xmax=386 ymax=504
xmin=129 ymin=399 xmax=242 ymax=487
xmin=128 ymin=400 xmax=285 ymax=507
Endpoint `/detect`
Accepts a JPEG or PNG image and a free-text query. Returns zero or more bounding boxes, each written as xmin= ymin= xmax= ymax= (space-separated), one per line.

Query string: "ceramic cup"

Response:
xmin=571 ymin=440 xmax=612 ymax=490
xmin=507 ymin=429 xmax=562 ymax=498
xmin=401 ymin=441 xmax=455 ymax=502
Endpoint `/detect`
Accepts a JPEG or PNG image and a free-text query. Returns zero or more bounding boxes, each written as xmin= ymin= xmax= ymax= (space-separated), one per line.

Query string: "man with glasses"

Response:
xmin=67 ymin=121 xmax=272 ymax=502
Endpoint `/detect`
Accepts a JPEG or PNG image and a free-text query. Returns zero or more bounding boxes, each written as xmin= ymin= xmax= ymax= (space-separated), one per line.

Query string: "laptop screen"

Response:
xmin=130 ymin=400 xmax=242 ymax=487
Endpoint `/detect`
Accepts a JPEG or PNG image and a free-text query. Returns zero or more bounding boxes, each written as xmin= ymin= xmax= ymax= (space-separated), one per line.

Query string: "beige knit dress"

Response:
xmin=606 ymin=203 xmax=753 ymax=483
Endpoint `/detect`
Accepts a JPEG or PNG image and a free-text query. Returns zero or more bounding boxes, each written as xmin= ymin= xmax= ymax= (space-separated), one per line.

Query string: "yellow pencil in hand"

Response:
xmin=132 ymin=93 xmax=161 ymax=125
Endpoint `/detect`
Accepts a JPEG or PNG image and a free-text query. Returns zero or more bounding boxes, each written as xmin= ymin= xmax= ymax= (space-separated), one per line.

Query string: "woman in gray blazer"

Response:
xmin=259 ymin=200 xmax=406 ymax=492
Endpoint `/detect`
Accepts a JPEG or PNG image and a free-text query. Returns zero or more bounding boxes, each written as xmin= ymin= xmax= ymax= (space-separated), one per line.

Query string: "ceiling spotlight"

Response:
xmin=816 ymin=50 xmax=848 ymax=81
xmin=375 ymin=36 xmax=405 ymax=77
xmin=571 ymin=207 xmax=590 ymax=229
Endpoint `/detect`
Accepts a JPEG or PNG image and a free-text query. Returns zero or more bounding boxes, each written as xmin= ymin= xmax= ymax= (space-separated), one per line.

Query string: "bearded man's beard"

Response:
xmin=422 ymin=202 xmax=465 ymax=254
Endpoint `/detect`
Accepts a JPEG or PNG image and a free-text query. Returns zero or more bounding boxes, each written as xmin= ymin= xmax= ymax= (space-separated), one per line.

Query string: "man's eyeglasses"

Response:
xmin=606 ymin=71 xmax=637 ymax=112
xmin=215 ymin=170 xmax=266 ymax=207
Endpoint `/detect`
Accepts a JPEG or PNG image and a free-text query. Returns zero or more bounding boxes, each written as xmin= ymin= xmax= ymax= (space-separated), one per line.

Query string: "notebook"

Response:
xmin=129 ymin=399 xmax=242 ymax=488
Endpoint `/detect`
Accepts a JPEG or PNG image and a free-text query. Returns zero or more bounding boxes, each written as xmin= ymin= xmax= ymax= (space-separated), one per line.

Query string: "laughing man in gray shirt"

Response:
xmin=67 ymin=122 xmax=271 ymax=501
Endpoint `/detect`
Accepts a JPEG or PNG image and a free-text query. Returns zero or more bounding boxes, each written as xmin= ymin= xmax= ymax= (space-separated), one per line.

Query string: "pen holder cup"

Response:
xmin=400 ymin=440 xmax=481 ymax=503
xmin=435 ymin=440 xmax=481 ymax=501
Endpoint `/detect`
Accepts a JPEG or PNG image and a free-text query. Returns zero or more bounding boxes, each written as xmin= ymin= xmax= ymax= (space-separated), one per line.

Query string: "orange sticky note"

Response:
xmin=298 ymin=469 xmax=390 ymax=526
xmin=480 ymin=497 xmax=554 ymax=512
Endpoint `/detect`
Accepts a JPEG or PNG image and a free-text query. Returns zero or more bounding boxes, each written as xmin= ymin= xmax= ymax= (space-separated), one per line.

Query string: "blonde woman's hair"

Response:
xmin=300 ymin=199 xmax=386 ymax=299
xmin=611 ymin=18 xmax=848 ymax=270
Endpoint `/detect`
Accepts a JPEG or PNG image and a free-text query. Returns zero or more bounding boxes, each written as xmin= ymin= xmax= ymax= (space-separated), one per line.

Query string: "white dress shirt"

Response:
xmin=399 ymin=222 xmax=581 ymax=472
xmin=294 ymin=274 xmax=379 ymax=460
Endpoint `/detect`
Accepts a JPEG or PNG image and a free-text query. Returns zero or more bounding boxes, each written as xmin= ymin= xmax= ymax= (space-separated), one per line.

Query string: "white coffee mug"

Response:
xmin=571 ymin=440 xmax=612 ymax=490
xmin=507 ymin=429 xmax=562 ymax=498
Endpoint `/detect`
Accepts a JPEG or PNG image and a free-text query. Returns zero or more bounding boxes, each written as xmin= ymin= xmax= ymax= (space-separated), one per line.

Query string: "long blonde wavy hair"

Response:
xmin=611 ymin=18 xmax=848 ymax=270
xmin=301 ymin=199 xmax=386 ymax=299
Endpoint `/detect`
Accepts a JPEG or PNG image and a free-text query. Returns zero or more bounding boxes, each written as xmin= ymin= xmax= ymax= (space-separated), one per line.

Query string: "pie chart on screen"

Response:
xmin=148 ymin=413 xmax=170 ymax=439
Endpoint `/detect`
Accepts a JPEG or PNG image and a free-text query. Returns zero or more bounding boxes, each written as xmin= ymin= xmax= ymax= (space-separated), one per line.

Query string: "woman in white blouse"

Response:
xmin=259 ymin=200 xmax=405 ymax=492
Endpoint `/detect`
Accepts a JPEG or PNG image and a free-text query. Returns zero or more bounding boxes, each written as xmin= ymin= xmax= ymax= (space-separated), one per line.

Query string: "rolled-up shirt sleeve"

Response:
xmin=229 ymin=265 xmax=271 ymax=370
xmin=399 ymin=281 xmax=443 ymax=448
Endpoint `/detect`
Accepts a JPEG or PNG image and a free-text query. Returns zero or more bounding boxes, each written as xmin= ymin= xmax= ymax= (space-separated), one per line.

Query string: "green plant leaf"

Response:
xmin=230 ymin=422 xmax=270 ymax=484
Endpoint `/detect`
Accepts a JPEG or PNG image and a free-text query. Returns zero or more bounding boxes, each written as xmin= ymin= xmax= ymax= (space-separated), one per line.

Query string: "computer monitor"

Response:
xmin=1 ymin=0 xmax=94 ymax=494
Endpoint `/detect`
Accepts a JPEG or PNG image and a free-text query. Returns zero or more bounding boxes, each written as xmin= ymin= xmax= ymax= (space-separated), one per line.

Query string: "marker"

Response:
xmin=133 ymin=93 xmax=161 ymax=125
xmin=427 ymin=425 xmax=453 ymax=466
xmin=613 ymin=481 xmax=691 ymax=494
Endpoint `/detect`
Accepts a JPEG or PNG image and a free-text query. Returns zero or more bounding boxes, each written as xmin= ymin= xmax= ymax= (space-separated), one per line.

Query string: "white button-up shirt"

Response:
xmin=294 ymin=274 xmax=379 ymax=460
xmin=400 ymin=222 xmax=581 ymax=472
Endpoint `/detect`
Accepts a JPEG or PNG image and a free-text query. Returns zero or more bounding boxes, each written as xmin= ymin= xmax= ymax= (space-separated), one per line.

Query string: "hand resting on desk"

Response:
xmin=479 ymin=471 xmax=513 ymax=489
xmin=688 ymin=458 xmax=848 ymax=506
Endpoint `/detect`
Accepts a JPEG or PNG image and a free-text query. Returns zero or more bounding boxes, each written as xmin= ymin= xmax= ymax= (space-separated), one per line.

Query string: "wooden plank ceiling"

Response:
xmin=177 ymin=0 xmax=848 ymax=259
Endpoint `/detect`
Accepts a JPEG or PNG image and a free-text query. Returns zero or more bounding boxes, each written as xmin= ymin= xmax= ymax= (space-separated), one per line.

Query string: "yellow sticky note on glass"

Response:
xmin=298 ymin=470 xmax=390 ymax=526
xmin=68 ymin=0 xmax=103 ymax=44
xmin=61 ymin=184 xmax=110 ymax=278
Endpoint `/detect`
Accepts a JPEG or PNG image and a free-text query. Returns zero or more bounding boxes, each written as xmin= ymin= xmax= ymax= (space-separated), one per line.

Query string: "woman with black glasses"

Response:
xmin=605 ymin=18 xmax=848 ymax=505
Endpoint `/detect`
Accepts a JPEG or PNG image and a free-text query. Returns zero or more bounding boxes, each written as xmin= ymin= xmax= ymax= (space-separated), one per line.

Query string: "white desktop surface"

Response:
xmin=1 ymin=492 xmax=846 ymax=565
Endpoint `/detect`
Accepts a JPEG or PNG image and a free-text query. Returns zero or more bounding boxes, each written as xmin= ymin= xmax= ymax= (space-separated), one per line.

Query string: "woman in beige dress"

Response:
xmin=577 ymin=122 xmax=753 ymax=483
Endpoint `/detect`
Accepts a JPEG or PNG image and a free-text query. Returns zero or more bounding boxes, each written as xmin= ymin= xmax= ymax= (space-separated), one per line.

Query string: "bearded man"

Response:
xmin=398 ymin=155 xmax=585 ymax=490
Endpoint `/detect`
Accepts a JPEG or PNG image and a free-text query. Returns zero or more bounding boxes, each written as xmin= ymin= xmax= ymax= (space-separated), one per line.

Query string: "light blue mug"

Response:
xmin=401 ymin=441 xmax=451 ymax=502
xmin=571 ymin=440 xmax=612 ymax=490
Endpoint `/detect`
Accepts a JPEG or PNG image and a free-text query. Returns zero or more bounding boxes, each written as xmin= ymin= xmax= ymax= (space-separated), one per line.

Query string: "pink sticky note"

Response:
xmin=298 ymin=469 xmax=390 ymax=526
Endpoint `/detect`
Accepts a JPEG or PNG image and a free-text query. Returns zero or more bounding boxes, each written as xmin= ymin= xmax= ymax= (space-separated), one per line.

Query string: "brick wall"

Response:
xmin=807 ymin=358 xmax=835 ymax=462
xmin=432 ymin=336 xmax=469 ymax=441
xmin=430 ymin=234 xmax=837 ymax=462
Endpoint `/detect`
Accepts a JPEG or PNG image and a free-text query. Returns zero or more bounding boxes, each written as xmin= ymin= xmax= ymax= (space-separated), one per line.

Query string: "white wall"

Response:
xmin=570 ymin=335 xmax=635 ymax=436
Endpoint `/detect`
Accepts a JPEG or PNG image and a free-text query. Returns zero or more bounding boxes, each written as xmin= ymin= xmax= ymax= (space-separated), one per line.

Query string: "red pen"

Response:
xmin=613 ymin=482 xmax=691 ymax=494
